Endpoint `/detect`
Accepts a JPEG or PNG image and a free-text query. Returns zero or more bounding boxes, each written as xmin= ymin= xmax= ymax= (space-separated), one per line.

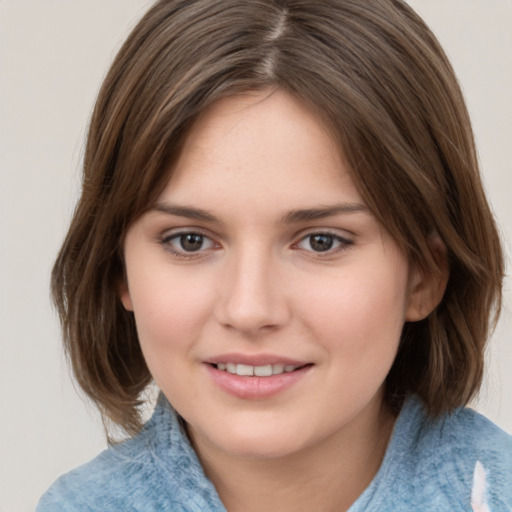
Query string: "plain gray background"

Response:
xmin=1 ymin=1 xmax=511 ymax=511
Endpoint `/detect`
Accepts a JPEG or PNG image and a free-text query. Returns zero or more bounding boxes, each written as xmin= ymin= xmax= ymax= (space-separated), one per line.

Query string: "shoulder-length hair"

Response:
xmin=52 ymin=0 xmax=504 ymax=438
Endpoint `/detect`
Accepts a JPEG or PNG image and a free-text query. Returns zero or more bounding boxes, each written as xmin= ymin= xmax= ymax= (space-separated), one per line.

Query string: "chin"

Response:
xmin=191 ymin=416 xmax=313 ymax=460
xmin=219 ymin=434 xmax=306 ymax=460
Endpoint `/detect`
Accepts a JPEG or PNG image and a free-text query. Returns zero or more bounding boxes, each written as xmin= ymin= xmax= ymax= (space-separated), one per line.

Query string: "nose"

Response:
xmin=214 ymin=246 xmax=290 ymax=337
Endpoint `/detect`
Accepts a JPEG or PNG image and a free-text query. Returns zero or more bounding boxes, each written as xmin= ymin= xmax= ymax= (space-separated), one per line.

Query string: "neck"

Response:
xmin=189 ymin=395 xmax=396 ymax=512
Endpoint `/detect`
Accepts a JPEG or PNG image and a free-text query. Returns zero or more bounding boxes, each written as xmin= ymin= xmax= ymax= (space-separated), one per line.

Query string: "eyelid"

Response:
xmin=160 ymin=226 xmax=210 ymax=240
xmin=159 ymin=228 xmax=220 ymax=259
xmin=293 ymin=229 xmax=354 ymax=254
xmin=294 ymin=227 xmax=354 ymax=241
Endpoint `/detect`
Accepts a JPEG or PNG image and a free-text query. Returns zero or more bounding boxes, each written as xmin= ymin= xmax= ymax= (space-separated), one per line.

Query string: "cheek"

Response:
xmin=295 ymin=260 xmax=409 ymax=355
xmin=128 ymin=269 xmax=216 ymax=357
xmin=128 ymin=271 xmax=217 ymax=401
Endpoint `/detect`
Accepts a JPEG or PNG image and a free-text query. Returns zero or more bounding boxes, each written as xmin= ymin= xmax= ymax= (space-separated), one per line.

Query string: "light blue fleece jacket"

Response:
xmin=38 ymin=394 xmax=512 ymax=511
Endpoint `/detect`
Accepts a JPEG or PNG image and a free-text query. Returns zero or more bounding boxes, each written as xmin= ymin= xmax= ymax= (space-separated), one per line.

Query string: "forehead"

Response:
xmin=158 ymin=89 xmax=362 ymax=212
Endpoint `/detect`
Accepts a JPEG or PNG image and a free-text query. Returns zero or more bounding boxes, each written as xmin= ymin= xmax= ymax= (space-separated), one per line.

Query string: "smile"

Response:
xmin=214 ymin=363 xmax=302 ymax=377
xmin=206 ymin=362 xmax=313 ymax=399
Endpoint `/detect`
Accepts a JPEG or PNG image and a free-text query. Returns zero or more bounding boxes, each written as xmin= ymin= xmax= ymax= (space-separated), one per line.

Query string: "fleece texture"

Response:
xmin=38 ymin=394 xmax=512 ymax=511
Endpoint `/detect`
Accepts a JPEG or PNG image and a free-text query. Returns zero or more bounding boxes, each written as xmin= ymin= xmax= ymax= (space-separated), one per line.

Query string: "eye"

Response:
xmin=161 ymin=231 xmax=217 ymax=256
xmin=296 ymin=233 xmax=352 ymax=253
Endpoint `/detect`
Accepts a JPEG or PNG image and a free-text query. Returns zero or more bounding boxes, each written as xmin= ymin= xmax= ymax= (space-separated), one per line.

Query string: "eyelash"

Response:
xmin=158 ymin=230 xmax=354 ymax=260
xmin=159 ymin=230 xmax=217 ymax=260
xmin=294 ymin=232 xmax=354 ymax=255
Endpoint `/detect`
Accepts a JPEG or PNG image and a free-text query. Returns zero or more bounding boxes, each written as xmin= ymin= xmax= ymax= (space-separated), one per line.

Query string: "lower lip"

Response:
xmin=205 ymin=364 xmax=312 ymax=399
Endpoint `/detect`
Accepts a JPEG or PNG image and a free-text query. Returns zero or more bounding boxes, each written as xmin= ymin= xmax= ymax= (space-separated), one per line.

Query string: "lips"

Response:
xmin=204 ymin=354 xmax=313 ymax=399
xmin=214 ymin=362 xmax=303 ymax=376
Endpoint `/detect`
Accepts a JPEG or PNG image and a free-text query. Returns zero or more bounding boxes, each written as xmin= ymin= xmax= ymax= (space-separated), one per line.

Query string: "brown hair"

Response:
xmin=52 ymin=0 xmax=504 ymax=438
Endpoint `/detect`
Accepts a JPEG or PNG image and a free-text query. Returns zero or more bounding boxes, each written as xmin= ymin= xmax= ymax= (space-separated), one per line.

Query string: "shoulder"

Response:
xmin=392 ymin=397 xmax=512 ymax=510
xmin=36 ymin=397 xmax=224 ymax=512
xmin=437 ymin=405 xmax=512 ymax=508
xmin=36 ymin=428 xmax=163 ymax=511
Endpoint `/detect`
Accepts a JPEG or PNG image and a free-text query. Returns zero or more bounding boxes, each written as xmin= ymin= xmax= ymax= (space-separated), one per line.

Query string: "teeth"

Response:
xmin=254 ymin=365 xmax=272 ymax=377
xmin=272 ymin=363 xmax=284 ymax=374
xmin=215 ymin=363 xmax=300 ymax=376
xmin=237 ymin=364 xmax=254 ymax=376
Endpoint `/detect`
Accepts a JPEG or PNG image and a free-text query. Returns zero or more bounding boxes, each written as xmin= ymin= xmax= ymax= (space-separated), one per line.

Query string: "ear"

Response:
xmin=405 ymin=233 xmax=449 ymax=322
xmin=118 ymin=278 xmax=134 ymax=312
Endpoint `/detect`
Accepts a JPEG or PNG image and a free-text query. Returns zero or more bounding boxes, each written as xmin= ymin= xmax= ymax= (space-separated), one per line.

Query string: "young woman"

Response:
xmin=38 ymin=1 xmax=511 ymax=510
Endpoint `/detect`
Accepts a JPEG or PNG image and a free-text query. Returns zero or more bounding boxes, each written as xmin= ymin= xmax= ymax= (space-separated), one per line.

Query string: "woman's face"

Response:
xmin=121 ymin=90 xmax=420 ymax=460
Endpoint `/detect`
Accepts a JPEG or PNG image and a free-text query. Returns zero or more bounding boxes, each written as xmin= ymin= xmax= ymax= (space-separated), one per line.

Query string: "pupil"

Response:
xmin=180 ymin=234 xmax=203 ymax=252
xmin=310 ymin=234 xmax=333 ymax=252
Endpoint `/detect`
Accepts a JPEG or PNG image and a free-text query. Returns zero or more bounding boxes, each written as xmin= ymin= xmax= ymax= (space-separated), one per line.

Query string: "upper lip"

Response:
xmin=203 ymin=353 xmax=310 ymax=367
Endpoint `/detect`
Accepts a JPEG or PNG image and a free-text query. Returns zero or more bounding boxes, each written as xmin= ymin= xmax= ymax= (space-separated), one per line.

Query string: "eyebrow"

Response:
xmin=152 ymin=201 xmax=369 ymax=225
xmin=281 ymin=203 xmax=369 ymax=223
xmin=152 ymin=203 xmax=224 ymax=225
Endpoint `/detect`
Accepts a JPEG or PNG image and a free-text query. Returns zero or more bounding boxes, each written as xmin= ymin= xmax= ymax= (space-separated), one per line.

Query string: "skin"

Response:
xmin=120 ymin=89 xmax=440 ymax=511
